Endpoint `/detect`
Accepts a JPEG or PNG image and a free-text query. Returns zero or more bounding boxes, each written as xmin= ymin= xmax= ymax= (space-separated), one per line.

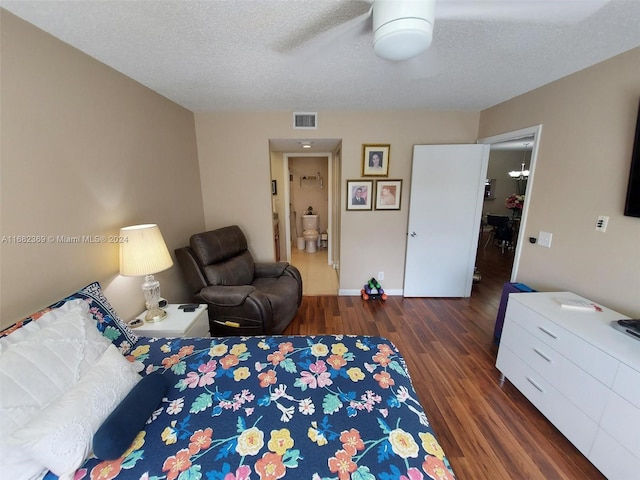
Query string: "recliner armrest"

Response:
xmin=198 ymin=285 xmax=256 ymax=307
xmin=254 ymin=262 xmax=289 ymax=278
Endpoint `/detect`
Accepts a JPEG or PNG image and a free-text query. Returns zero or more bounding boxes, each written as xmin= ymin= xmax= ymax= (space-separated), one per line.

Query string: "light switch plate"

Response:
xmin=538 ymin=231 xmax=553 ymax=248
xmin=595 ymin=215 xmax=609 ymax=232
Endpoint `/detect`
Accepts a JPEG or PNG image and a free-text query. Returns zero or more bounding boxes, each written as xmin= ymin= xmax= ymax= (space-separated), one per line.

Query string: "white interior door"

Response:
xmin=404 ymin=144 xmax=490 ymax=297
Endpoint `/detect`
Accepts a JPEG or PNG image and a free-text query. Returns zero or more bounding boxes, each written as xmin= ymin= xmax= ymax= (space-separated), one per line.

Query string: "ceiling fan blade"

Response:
xmin=435 ymin=0 xmax=612 ymax=24
xmin=275 ymin=1 xmax=373 ymax=54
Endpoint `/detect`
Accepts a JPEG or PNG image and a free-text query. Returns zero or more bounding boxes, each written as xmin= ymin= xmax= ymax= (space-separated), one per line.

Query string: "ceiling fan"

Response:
xmin=282 ymin=0 xmax=613 ymax=63
xmin=373 ymin=0 xmax=436 ymax=61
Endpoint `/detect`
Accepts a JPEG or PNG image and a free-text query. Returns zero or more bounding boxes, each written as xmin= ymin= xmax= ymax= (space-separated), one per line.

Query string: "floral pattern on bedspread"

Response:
xmin=77 ymin=335 xmax=456 ymax=480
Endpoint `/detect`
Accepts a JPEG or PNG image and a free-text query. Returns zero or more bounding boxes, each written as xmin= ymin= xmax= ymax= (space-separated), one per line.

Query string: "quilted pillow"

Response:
xmin=0 ymin=320 xmax=41 ymax=354
xmin=0 ymin=281 xmax=139 ymax=354
xmin=11 ymin=344 xmax=142 ymax=479
xmin=0 ymin=300 xmax=113 ymax=431
xmin=0 ymin=298 xmax=91 ymax=353
xmin=0 ymin=301 xmax=114 ymax=478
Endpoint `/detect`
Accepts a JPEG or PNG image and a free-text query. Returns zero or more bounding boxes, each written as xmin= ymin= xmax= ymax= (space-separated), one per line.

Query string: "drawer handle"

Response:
xmin=538 ymin=326 xmax=558 ymax=339
xmin=526 ymin=377 xmax=544 ymax=393
xmin=214 ymin=320 xmax=241 ymax=328
xmin=533 ymin=348 xmax=552 ymax=363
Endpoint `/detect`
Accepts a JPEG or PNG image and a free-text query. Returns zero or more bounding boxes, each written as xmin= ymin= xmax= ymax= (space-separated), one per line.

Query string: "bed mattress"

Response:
xmin=73 ymin=334 xmax=456 ymax=480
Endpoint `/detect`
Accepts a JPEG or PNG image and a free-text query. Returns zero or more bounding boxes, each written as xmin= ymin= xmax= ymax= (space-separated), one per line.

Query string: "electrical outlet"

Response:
xmin=538 ymin=231 xmax=553 ymax=248
xmin=378 ymin=272 xmax=384 ymax=281
xmin=595 ymin=215 xmax=609 ymax=232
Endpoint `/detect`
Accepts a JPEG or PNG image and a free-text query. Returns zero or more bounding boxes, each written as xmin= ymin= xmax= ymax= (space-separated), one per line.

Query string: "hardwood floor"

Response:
xmin=283 ymin=235 xmax=605 ymax=480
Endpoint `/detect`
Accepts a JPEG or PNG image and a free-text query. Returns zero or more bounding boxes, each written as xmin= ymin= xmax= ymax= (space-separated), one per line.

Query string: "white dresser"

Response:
xmin=496 ymin=292 xmax=640 ymax=479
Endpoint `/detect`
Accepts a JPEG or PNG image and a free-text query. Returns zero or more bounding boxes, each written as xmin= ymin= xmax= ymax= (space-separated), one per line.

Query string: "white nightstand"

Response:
xmin=130 ymin=304 xmax=209 ymax=338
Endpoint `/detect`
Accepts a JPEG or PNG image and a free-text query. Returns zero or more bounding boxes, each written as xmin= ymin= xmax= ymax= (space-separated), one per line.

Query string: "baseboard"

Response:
xmin=339 ymin=289 xmax=403 ymax=296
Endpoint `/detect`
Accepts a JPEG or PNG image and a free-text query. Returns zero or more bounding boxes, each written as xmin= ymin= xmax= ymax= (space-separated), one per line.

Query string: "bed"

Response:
xmin=0 ymin=282 xmax=456 ymax=480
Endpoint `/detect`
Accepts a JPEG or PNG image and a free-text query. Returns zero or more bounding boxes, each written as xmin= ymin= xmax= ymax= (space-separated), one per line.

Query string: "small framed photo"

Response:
xmin=375 ymin=179 xmax=402 ymax=210
xmin=346 ymin=180 xmax=373 ymax=210
xmin=362 ymin=144 xmax=390 ymax=177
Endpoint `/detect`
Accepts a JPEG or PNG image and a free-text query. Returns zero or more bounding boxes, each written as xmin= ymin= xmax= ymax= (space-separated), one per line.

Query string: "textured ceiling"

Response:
xmin=2 ymin=0 xmax=640 ymax=114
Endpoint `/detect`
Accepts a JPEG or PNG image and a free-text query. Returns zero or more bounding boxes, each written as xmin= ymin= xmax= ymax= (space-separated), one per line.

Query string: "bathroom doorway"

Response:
xmin=269 ymin=139 xmax=341 ymax=295
xmin=287 ymin=155 xmax=338 ymax=295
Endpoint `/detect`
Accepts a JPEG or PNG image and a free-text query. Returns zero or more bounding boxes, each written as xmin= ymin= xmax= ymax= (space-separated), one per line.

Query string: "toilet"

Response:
xmin=301 ymin=215 xmax=319 ymax=253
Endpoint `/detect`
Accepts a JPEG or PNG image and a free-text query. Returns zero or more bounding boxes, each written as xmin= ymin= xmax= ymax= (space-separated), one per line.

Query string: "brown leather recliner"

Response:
xmin=175 ymin=225 xmax=302 ymax=336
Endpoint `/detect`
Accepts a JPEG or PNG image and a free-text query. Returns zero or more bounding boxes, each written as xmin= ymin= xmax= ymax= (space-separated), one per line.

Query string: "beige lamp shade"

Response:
xmin=119 ymin=224 xmax=173 ymax=276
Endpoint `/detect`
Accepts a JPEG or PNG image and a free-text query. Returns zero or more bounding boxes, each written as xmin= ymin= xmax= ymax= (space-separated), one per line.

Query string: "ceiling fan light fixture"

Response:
xmin=372 ymin=0 xmax=436 ymax=61
xmin=374 ymin=19 xmax=433 ymax=61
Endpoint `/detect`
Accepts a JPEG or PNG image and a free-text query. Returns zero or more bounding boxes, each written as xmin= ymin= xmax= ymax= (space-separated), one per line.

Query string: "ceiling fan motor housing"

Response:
xmin=373 ymin=0 xmax=436 ymax=61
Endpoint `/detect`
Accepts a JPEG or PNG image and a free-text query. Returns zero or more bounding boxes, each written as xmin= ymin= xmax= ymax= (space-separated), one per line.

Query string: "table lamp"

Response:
xmin=119 ymin=224 xmax=173 ymax=322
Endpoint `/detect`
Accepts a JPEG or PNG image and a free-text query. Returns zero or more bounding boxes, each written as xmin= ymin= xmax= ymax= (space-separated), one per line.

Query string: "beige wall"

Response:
xmin=479 ymin=48 xmax=640 ymax=317
xmin=0 ymin=11 xmax=205 ymax=328
xmin=3 ymin=10 xmax=637 ymax=326
xmin=195 ymin=111 xmax=481 ymax=292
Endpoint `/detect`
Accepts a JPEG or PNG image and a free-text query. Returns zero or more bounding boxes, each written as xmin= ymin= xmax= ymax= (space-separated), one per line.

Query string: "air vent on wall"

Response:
xmin=293 ymin=112 xmax=318 ymax=129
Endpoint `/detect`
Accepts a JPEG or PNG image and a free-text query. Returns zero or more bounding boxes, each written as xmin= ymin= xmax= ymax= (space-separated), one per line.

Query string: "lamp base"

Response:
xmin=145 ymin=307 xmax=168 ymax=323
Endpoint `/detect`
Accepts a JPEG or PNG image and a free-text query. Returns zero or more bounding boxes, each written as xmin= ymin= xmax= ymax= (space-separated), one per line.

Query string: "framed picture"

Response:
xmin=375 ymin=179 xmax=402 ymax=210
xmin=346 ymin=180 xmax=373 ymax=210
xmin=271 ymin=180 xmax=277 ymax=195
xmin=362 ymin=144 xmax=390 ymax=177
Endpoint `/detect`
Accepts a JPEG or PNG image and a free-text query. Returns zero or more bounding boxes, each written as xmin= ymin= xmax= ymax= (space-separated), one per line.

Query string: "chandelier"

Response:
xmin=509 ymin=144 xmax=530 ymax=179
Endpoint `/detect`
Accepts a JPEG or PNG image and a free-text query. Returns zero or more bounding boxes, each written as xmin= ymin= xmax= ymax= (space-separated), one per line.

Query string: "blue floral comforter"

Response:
xmin=78 ymin=335 xmax=456 ymax=480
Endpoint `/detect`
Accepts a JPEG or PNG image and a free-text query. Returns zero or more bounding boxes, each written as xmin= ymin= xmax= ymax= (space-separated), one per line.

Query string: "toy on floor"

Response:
xmin=361 ymin=277 xmax=387 ymax=301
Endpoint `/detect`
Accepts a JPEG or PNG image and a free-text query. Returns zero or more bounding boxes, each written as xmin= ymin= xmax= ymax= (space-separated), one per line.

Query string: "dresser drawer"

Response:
xmin=506 ymin=299 xmax=618 ymax=386
xmin=496 ymin=345 xmax=598 ymax=456
xmin=501 ymin=319 xmax=609 ymax=422
xmin=590 ymin=428 xmax=640 ymax=480
xmin=599 ymin=390 xmax=640 ymax=457
xmin=612 ymin=363 xmax=640 ymax=409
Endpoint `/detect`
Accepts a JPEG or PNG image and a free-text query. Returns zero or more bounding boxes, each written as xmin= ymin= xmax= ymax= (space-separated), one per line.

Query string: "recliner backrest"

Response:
xmin=202 ymin=251 xmax=255 ymax=286
xmin=189 ymin=226 xmax=256 ymax=286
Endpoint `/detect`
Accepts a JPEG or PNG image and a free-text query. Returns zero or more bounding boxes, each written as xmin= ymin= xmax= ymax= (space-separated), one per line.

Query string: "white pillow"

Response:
xmin=35 ymin=298 xmax=91 ymax=327
xmin=11 ymin=344 xmax=141 ymax=480
xmin=0 ymin=299 xmax=89 ymax=354
xmin=0 ymin=300 xmax=117 ymax=479
xmin=0 ymin=320 xmax=42 ymax=354
xmin=0 ymin=448 xmax=46 ymax=480
xmin=0 ymin=303 xmax=112 ymax=433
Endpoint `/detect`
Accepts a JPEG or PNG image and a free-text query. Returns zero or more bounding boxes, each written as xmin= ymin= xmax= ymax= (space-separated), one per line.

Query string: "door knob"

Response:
xmin=410 ymin=232 xmax=417 ymax=237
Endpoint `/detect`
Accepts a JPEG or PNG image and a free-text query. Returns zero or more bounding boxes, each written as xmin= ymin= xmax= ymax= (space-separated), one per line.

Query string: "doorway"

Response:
xmin=287 ymin=154 xmax=338 ymax=294
xmin=477 ymin=125 xmax=541 ymax=282
xmin=269 ymin=139 xmax=342 ymax=295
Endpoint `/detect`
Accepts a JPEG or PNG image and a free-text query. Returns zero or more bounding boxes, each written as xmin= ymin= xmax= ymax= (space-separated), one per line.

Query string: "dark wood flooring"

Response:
xmin=283 ymin=233 xmax=605 ymax=480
